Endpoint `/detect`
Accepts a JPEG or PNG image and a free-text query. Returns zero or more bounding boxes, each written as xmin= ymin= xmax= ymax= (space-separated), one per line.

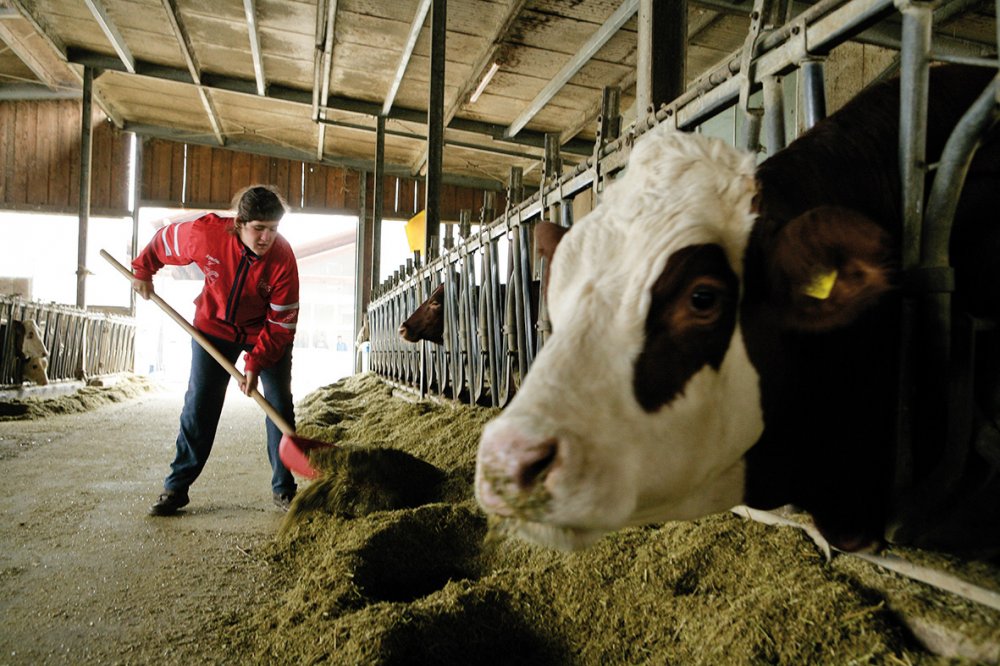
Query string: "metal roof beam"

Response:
xmin=242 ymin=0 xmax=265 ymax=95
xmin=66 ymin=47 xmax=594 ymax=156
xmin=505 ymin=0 xmax=639 ymax=138
xmin=319 ymin=117 xmax=554 ymax=161
xmin=160 ymin=0 xmax=224 ymax=145
xmin=83 ymin=0 xmax=135 ymax=74
xmin=313 ymin=0 xmax=338 ymax=159
xmin=382 ymin=0 xmax=432 ymax=117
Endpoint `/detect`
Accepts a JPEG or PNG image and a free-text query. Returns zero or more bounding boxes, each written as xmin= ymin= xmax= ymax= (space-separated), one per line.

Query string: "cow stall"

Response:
xmin=0 ymin=295 xmax=135 ymax=396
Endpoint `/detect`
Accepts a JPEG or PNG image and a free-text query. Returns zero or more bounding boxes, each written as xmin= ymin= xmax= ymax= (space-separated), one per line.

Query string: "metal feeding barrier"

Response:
xmin=0 ymin=295 xmax=136 ymax=390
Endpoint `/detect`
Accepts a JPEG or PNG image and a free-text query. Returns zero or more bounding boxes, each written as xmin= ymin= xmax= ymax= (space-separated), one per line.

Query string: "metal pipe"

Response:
xmin=924 ymin=75 xmax=1000 ymax=267
xmin=762 ymin=75 xmax=786 ymax=154
xmin=800 ymin=58 xmax=827 ymax=130
xmin=898 ymin=0 xmax=933 ymax=270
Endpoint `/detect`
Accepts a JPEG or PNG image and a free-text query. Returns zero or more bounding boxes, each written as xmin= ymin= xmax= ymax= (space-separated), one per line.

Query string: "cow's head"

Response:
xmin=475 ymin=128 xmax=895 ymax=550
xmin=399 ymin=284 xmax=445 ymax=345
xmin=23 ymin=356 xmax=49 ymax=386
xmin=15 ymin=320 xmax=49 ymax=360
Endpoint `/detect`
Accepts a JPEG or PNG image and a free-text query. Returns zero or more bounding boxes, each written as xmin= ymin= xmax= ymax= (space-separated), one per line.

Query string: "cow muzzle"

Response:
xmin=476 ymin=420 xmax=561 ymax=517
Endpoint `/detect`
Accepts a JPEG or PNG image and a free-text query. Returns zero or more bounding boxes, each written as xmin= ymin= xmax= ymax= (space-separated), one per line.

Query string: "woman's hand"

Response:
xmin=240 ymin=370 xmax=259 ymax=396
xmin=132 ymin=278 xmax=154 ymax=300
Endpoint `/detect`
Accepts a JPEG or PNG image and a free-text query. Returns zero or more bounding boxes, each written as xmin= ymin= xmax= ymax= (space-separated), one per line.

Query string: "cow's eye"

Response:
xmin=690 ymin=287 xmax=718 ymax=312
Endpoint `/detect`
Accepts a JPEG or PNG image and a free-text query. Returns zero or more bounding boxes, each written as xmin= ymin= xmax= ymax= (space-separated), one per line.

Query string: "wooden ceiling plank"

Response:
xmin=505 ymin=0 xmax=639 ymax=138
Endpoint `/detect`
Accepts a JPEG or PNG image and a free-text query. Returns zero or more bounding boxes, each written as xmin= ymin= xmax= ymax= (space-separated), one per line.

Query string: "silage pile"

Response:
xmin=233 ymin=373 xmax=1000 ymax=665
xmin=0 ymin=375 xmax=154 ymax=420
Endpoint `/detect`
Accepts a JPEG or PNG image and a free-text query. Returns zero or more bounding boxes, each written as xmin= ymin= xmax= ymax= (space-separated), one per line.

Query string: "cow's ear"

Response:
xmin=769 ymin=206 xmax=896 ymax=331
xmin=535 ymin=222 xmax=570 ymax=296
xmin=535 ymin=222 xmax=569 ymax=265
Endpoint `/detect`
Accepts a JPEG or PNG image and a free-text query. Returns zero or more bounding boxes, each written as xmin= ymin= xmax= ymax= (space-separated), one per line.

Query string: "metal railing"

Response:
xmin=0 ymin=296 xmax=136 ymax=388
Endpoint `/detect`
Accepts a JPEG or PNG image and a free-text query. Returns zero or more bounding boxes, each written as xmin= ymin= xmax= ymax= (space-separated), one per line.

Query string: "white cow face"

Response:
xmin=24 ymin=356 xmax=49 ymax=386
xmin=17 ymin=320 xmax=49 ymax=359
xmin=475 ymin=130 xmax=765 ymax=549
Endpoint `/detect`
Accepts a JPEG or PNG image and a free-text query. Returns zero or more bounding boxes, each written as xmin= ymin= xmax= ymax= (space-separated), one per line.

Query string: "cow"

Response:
xmin=399 ymin=284 xmax=445 ymax=344
xmin=5 ymin=319 xmax=50 ymax=386
xmin=400 ymin=279 xmax=543 ymax=348
xmin=474 ymin=64 xmax=1000 ymax=554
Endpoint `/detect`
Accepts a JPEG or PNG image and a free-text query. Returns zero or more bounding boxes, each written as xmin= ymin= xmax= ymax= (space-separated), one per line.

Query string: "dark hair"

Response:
xmin=233 ymin=185 xmax=287 ymax=225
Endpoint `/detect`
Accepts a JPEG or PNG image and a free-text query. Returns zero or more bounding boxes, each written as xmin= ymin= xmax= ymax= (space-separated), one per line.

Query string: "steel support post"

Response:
xmin=636 ymin=0 xmax=686 ymax=128
xmin=77 ymin=66 xmax=94 ymax=309
xmin=890 ymin=0 xmax=934 ymax=533
xmin=424 ymin=0 xmax=446 ymax=261
xmin=762 ymin=75 xmax=786 ymax=155
xmin=371 ymin=116 xmax=385 ymax=293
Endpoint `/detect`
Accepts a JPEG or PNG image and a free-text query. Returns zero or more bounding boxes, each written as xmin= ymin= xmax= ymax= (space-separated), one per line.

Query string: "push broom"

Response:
xmin=101 ymin=249 xmax=330 ymax=479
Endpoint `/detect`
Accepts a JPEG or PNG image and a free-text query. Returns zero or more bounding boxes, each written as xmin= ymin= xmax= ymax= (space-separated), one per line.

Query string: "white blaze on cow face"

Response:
xmin=18 ymin=320 xmax=48 ymax=359
xmin=24 ymin=356 xmax=49 ymax=386
xmin=476 ymin=129 xmax=765 ymax=549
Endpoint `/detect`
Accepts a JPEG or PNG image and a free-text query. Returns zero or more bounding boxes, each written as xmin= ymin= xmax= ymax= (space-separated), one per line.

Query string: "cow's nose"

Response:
xmin=513 ymin=437 xmax=558 ymax=490
xmin=477 ymin=423 xmax=560 ymax=514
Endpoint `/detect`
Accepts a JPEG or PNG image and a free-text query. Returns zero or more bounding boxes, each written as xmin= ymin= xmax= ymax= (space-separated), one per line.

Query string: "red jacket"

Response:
xmin=132 ymin=213 xmax=299 ymax=374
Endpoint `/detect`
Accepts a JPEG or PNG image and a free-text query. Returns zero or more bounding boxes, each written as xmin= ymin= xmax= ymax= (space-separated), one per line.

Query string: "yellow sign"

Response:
xmin=405 ymin=210 xmax=426 ymax=254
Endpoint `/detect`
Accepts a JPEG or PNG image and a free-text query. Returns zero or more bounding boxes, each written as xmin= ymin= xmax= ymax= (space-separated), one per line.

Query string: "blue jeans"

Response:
xmin=163 ymin=334 xmax=296 ymax=497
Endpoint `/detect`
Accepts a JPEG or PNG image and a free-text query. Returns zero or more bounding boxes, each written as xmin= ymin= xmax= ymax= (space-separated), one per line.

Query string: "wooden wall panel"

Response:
xmin=209 ymin=149 xmax=232 ymax=205
xmin=271 ymin=158 xmax=291 ymax=207
xmin=47 ymin=103 xmax=71 ymax=208
xmin=187 ymin=144 xmax=214 ymax=206
xmin=0 ymin=104 xmax=10 ymax=203
xmin=250 ymin=154 xmax=271 ymax=186
xmin=285 ymin=161 xmax=305 ymax=209
xmin=66 ymin=105 xmax=82 ymax=209
xmin=1 ymin=100 xmax=501 ymax=222
xmin=0 ymin=100 xmax=129 ymax=214
xmin=90 ymin=108 xmax=111 ymax=211
xmin=231 ymin=151 xmax=251 ymax=196
xmin=13 ymin=102 xmax=34 ymax=207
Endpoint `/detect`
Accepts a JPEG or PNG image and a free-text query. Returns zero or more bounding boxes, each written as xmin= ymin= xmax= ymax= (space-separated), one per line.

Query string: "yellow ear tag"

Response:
xmin=802 ymin=269 xmax=838 ymax=300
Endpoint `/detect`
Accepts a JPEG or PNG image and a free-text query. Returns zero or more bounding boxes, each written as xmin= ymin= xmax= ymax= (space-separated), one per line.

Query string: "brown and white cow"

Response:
xmin=399 ymin=284 xmax=445 ymax=345
xmin=15 ymin=320 xmax=49 ymax=386
xmin=475 ymin=65 xmax=1000 ymax=552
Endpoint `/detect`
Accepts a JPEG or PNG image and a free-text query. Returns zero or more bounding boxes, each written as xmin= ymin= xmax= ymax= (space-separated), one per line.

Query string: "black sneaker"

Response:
xmin=273 ymin=491 xmax=295 ymax=512
xmin=149 ymin=490 xmax=189 ymax=516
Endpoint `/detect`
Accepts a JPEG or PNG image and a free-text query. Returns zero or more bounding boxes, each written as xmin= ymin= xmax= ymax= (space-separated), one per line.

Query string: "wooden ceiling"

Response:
xmin=0 ymin=0 xmax=995 ymax=190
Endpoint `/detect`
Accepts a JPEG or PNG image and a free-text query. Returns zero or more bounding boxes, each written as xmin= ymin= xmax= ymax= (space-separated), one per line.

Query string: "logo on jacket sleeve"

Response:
xmin=258 ymin=280 xmax=274 ymax=299
xmin=204 ymin=254 xmax=221 ymax=284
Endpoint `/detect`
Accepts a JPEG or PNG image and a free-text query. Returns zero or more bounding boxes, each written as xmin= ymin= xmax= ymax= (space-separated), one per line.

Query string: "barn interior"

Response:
xmin=1 ymin=0 xmax=999 ymax=663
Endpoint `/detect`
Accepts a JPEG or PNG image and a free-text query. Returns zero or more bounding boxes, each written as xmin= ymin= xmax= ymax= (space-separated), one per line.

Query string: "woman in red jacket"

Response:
xmin=131 ymin=185 xmax=300 ymax=515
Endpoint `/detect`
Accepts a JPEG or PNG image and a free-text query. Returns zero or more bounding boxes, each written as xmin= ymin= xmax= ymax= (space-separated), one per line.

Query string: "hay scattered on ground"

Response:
xmin=232 ymin=373 xmax=1000 ymax=665
xmin=0 ymin=375 xmax=155 ymax=420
